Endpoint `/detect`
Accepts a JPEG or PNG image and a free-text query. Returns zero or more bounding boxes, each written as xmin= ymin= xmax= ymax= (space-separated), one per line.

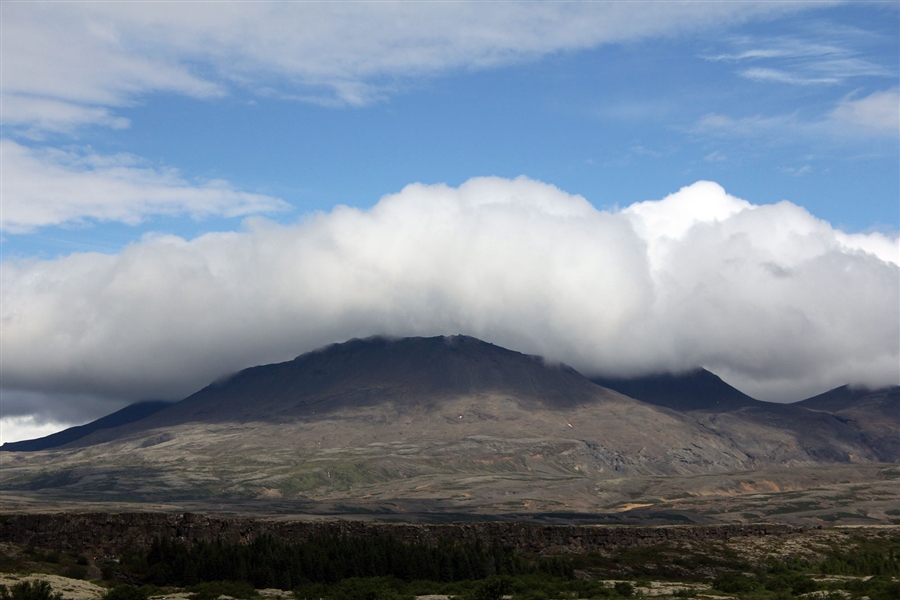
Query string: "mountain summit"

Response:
xmin=146 ymin=335 xmax=605 ymax=426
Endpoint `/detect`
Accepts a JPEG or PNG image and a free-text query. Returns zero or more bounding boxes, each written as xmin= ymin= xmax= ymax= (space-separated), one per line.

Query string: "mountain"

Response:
xmin=590 ymin=368 xmax=761 ymax=411
xmin=798 ymin=384 xmax=900 ymax=412
xmin=115 ymin=335 xmax=605 ymax=427
xmin=0 ymin=400 xmax=171 ymax=452
xmin=797 ymin=384 xmax=900 ymax=461
xmin=1 ymin=335 xmax=896 ymax=522
xmin=593 ymin=369 xmax=899 ymax=463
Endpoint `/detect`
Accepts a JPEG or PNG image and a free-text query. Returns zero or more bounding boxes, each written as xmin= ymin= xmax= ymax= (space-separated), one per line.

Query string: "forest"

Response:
xmin=1 ymin=531 xmax=898 ymax=600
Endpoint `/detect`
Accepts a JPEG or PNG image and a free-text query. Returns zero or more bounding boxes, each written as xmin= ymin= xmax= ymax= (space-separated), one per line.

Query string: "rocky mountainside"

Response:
xmin=595 ymin=370 xmax=899 ymax=464
xmin=797 ymin=384 xmax=900 ymax=461
xmin=1 ymin=336 xmax=897 ymax=521
xmin=94 ymin=335 xmax=609 ymax=431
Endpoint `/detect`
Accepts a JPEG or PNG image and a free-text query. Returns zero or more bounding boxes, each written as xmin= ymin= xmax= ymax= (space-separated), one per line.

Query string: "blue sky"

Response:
xmin=1 ymin=1 xmax=898 ymax=442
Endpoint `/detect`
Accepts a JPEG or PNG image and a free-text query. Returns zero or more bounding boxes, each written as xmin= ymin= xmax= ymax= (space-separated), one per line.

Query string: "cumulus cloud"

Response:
xmin=1 ymin=1 xmax=825 ymax=131
xmin=2 ymin=177 xmax=896 ymax=436
xmin=0 ymin=140 xmax=288 ymax=233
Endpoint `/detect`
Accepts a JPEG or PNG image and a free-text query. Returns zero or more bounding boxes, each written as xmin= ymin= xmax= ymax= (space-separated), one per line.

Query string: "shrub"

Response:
xmin=712 ymin=572 xmax=758 ymax=594
xmin=612 ymin=582 xmax=633 ymax=598
xmin=469 ymin=576 xmax=511 ymax=600
xmin=0 ymin=581 xmax=64 ymax=600
xmin=787 ymin=575 xmax=818 ymax=595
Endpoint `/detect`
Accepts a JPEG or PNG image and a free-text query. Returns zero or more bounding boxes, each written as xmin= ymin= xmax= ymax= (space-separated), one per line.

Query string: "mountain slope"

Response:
xmin=592 ymin=370 xmax=899 ymax=464
xmin=67 ymin=335 xmax=611 ymax=446
xmin=797 ymin=385 xmax=900 ymax=461
xmin=590 ymin=369 xmax=761 ymax=411
xmin=1 ymin=336 xmax=895 ymax=516
xmin=0 ymin=400 xmax=171 ymax=452
xmin=798 ymin=384 xmax=900 ymax=412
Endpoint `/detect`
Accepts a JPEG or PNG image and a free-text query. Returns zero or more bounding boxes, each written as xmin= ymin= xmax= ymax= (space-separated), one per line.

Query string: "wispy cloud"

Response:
xmin=705 ymin=31 xmax=894 ymax=86
xmin=782 ymin=165 xmax=813 ymax=176
xmin=739 ymin=67 xmax=839 ymax=85
xmin=0 ymin=140 xmax=289 ymax=233
xmin=692 ymin=112 xmax=807 ymax=140
xmin=691 ymin=88 xmax=899 ymax=142
xmin=0 ymin=96 xmax=131 ymax=138
xmin=2 ymin=2 xmax=830 ymax=133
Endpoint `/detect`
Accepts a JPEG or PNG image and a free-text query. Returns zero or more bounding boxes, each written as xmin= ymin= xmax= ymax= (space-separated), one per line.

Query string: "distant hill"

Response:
xmin=590 ymin=368 xmax=761 ymax=411
xmin=0 ymin=400 xmax=171 ymax=452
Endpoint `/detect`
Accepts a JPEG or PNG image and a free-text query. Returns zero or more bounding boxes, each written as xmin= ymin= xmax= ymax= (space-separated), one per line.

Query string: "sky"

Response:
xmin=1 ymin=1 xmax=898 ymax=444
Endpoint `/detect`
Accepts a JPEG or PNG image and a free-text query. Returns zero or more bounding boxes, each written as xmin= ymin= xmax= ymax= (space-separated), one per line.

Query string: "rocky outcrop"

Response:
xmin=0 ymin=513 xmax=805 ymax=555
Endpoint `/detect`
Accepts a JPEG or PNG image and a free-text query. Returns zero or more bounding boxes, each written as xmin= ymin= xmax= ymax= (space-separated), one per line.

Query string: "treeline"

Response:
xmin=127 ymin=534 xmax=572 ymax=589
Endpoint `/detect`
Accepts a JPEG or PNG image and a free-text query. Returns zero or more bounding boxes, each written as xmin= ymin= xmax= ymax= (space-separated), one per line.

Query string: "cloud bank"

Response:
xmin=2 ymin=177 xmax=897 ymax=435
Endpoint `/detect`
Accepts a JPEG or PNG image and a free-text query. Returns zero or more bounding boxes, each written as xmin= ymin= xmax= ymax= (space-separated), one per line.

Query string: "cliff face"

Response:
xmin=0 ymin=512 xmax=803 ymax=555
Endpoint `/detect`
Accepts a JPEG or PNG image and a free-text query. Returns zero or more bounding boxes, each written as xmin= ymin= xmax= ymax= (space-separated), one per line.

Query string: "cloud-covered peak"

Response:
xmin=2 ymin=177 xmax=896 ymax=432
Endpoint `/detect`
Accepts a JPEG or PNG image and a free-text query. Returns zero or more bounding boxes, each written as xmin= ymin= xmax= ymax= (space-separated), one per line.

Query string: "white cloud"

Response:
xmin=739 ymin=67 xmax=839 ymax=85
xmin=830 ymin=89 xmax=900 ymax=134
xmin=692 ymin=87 xmax=900 ymax=141
xmin=782 ymin=165 xmax=813 ymax=176
xmin=1 ymin=1 xmax=828 ymax=131
xmin=0 ymin=96 xmax=131 ymax=137
xmin=0 ymin=140 xmax=289 ymax=233
xmin=706 ymin=32 xmax=894 ymax=86
xmin=2 ymin=177 xmax=896 ymax=426
xmin=692 ymin=112 xmax=804 ymax=139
